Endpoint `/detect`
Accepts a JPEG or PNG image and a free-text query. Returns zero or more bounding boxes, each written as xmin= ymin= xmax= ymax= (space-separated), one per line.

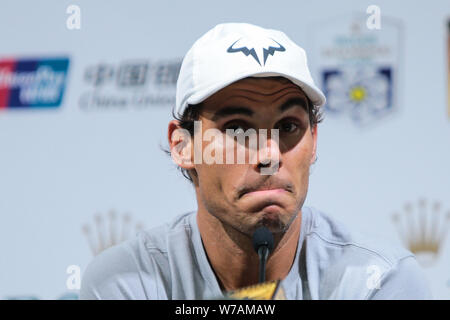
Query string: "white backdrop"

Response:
xmin=0 ymin=0 xmax=449 ymax=299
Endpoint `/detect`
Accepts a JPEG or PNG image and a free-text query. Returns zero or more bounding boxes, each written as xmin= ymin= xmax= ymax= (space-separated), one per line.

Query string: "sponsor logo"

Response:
xmin=310 ymin=14 xmax=402 ymax=126
xmin=392 ymin=198 xmax=450 ymax=267
xmin=79 ymin=59 xmax=181 ymax=111
xmin=0 ymin=57 xmax=69 ymax=109
xmin=322 ymin=67 xmax=393 ymax=123
xmin=82 ymin=210 xmax=144 ymax=256
xmin=227 ymin=37 xmax=286 ymax=66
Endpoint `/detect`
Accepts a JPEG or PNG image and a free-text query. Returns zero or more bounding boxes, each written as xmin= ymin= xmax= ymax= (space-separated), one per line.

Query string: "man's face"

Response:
xmin=180 ymin=77 xmax=317 ymax=236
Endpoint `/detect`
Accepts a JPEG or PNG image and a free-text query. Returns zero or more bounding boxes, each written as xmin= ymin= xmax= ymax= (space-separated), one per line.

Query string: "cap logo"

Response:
xmin=226 ymin=37 xmax=286 ymax=66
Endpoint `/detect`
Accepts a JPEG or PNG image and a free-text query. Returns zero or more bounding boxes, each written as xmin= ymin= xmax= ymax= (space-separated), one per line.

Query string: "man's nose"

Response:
xmin=253 ymin=134 xmax=282 ymax=175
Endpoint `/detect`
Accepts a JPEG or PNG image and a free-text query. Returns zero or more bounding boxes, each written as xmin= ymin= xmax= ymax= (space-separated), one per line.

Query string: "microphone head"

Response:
xmin=252 ymin=226 xmax=274 ymax=253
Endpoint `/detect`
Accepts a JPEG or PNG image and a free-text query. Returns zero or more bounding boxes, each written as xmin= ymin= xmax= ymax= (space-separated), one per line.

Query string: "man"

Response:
xmin=80 ymin=23 xmax=432 ymax=299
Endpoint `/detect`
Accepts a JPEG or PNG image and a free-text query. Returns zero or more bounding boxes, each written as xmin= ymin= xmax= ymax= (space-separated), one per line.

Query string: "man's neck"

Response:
xmin=196 ymin=208 xmax=302 ymax=292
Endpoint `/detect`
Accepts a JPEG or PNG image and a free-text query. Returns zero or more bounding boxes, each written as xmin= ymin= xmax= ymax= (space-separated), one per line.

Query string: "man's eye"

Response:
xmin=278 ymin=122 xmax=298 ymax=133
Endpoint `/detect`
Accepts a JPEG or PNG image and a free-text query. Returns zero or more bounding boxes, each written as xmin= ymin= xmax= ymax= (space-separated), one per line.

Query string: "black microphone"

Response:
xmin=252 ymin=227 xmax=274 ymax=283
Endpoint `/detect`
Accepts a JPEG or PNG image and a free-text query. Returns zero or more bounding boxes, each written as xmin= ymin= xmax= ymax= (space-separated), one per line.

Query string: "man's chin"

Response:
xmin=254 ymin=206 xmax=291 ymax=233
xmin=225 ymin=205 xmax=296 ymax=236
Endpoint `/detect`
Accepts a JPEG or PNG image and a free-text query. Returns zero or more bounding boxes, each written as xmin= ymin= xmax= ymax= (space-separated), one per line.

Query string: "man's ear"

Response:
xmin=310 ymin=124 xmax=318 ymax=165
xmin=168 ymin=120 xmax=195 ymax=170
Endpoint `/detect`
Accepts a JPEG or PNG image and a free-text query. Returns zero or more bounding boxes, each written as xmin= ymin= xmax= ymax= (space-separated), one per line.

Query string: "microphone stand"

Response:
xmin=257 ymin=245 xmax=270 ymax=283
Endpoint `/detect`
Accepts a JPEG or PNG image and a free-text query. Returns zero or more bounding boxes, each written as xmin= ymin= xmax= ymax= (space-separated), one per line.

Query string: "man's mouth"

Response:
xmin=238 ymin=183 xmax=293 ymax=199
xmin=243 ymin=188 xmax=287 ymax=197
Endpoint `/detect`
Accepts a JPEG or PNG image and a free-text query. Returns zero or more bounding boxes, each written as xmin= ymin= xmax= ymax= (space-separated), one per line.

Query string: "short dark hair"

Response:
xmin=162 ymin=87 xmax=324 ymax=183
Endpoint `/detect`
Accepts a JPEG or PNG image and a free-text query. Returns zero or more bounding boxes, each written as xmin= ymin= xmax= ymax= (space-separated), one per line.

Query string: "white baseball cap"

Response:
xmin=175 ymin=22 xmax=326 ymax=118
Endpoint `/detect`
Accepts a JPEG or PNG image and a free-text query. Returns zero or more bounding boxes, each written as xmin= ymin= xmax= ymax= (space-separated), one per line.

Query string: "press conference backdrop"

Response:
xmin=0 ymin=0 xmax=449 ymax=299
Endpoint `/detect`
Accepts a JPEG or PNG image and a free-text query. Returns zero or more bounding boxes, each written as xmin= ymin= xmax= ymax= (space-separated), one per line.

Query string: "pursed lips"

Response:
xmin=238 ymin=185 xmax=292 ymax=213
xmin=238 ymin=184 xmax=293 ymax=199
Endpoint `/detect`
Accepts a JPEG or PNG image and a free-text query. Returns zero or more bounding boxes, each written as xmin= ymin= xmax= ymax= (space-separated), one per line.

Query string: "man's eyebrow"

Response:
xmin=211 ymin=106 xmax=253 ymax=121
xmin=279 ymin=97 xmax=309 ymax=113
xmin=211 ymin=97 xmax=309 ymax=121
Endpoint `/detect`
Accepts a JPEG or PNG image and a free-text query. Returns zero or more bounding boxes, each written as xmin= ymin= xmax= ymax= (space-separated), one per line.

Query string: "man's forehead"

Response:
xmin=197 ymin=77 xmax=310 ymax=122
xmin=202 ymin=76 xmax=308 ymax=109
